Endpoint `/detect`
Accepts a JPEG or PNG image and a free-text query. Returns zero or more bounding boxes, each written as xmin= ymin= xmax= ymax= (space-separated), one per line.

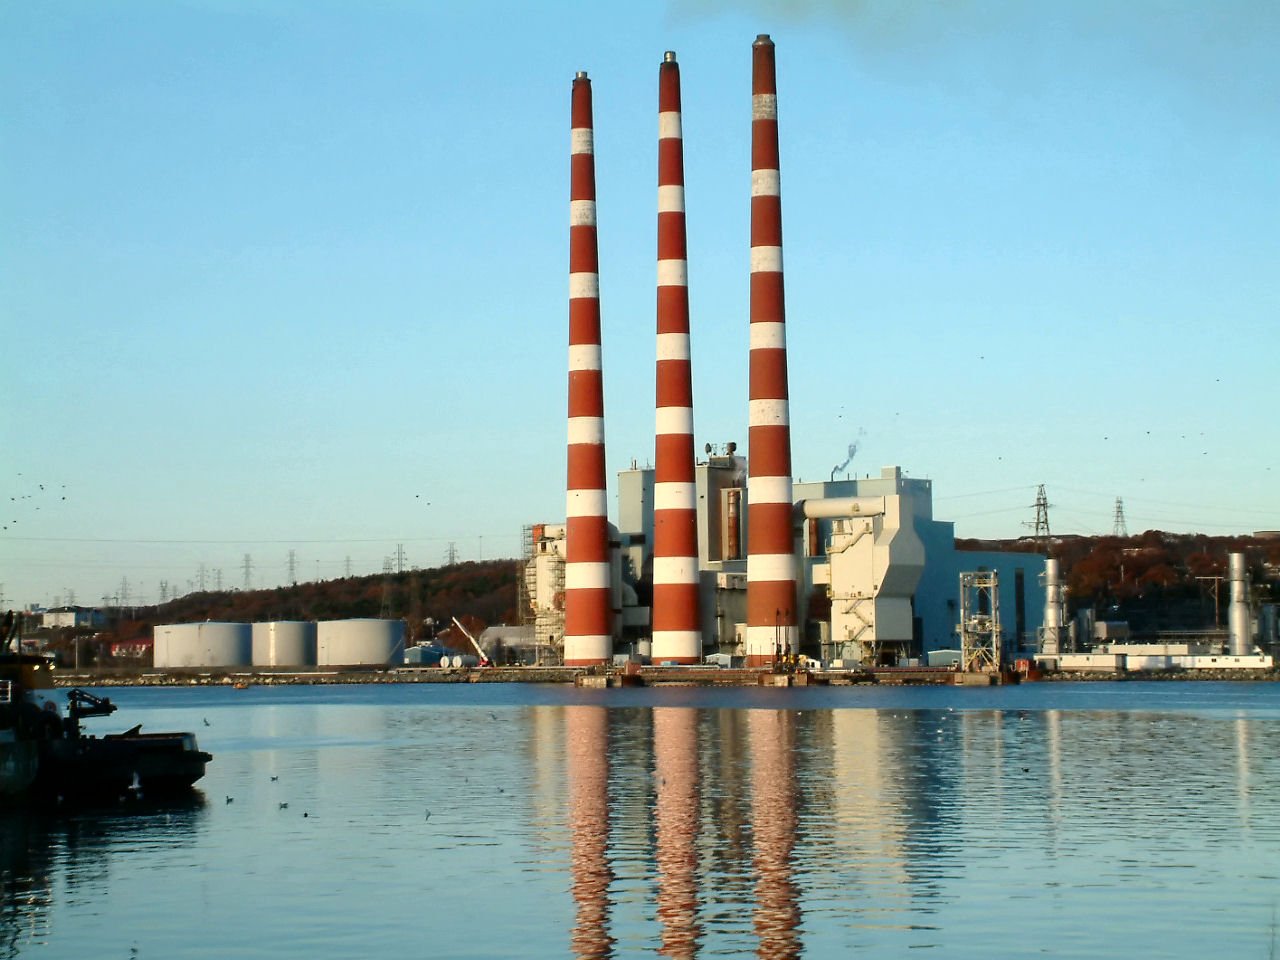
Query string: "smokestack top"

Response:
xmin=754 ymin=34 xmax=773 ymax=47
xmin=575 ymin=70 xmax=589 ymax=80
xmin=664 ymin=50 xmax=677 ymax=63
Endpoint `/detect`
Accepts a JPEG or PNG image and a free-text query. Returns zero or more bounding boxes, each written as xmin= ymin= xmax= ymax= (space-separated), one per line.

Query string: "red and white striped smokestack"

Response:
xmin=564 ymin=71 xmax=612 ymax=667
xmin=746 ymin=34 xmax=797 ymax=667
xmin=651 ymin=51 xmax=702 ymax=665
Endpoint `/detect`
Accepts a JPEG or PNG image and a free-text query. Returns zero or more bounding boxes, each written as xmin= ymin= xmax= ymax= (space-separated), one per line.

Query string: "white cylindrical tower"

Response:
xmin=252 ymin=621 xmax=317 ymax=667
xmin=316 ymin=619 xmax=406 ymax=666
xmin=1041 ymin=558 xmax=1064 ymax=656
xmin=1227 ymin=553 xmax=1251 ymax=656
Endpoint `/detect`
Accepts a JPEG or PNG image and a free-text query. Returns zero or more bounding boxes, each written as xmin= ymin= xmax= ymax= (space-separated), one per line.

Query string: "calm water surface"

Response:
xmin=3 ymin=681 xmax=1278 ymax=959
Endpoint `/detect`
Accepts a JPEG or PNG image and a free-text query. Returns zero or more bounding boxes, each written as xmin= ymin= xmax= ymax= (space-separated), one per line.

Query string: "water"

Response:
xmin=4 ymin=681 xmax=1279 ymax=958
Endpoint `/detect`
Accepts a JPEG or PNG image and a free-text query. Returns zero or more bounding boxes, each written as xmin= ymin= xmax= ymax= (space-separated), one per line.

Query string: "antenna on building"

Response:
xmin=242 ymin=553 xmax=253 ymax=590
xmin=1112 ymin=497 xmax=1129 ymax=537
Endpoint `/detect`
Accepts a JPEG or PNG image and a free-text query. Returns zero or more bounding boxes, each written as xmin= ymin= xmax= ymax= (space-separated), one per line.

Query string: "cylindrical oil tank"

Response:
xmin=316 ymin=619 xmax=406 ymax=666
xmin=154 ymin=622 xmax=252 ymax=668
xmin=252 ymin=621 xmax=317 ymax=667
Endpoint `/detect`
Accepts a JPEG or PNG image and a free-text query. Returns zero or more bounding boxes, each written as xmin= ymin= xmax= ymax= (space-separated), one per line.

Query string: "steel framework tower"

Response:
xmin=959 ymin=570 xmax=1001 ymax=672
xmin=1112 ymin=497 xmax=1128 ymax=537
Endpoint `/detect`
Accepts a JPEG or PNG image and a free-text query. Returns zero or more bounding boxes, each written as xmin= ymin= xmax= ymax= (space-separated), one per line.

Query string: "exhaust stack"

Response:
xmin=564 ymin=71 xmax=612 ymax=667
xmin=1228 ymin=552 xmax=1251 ymax=656
xmin=651 ymin=51 xmax=702 ymax=665
xmin=745 ymin=35 xmax=798 ymax=666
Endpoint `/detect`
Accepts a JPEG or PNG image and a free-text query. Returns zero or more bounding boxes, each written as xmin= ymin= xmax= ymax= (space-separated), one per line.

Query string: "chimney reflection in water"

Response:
xmin=565 ymin=707 xmax=802 ymax=958
xmin=567 ymin=706 xmax=614 ymax=958
xmin=749 ymin=710 xmax=801 ymax=959
xmin=654 ymin=708 xmax=701 ymax=957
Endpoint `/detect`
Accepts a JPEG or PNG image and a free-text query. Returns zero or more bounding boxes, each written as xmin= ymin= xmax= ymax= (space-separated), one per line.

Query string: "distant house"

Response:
xmin=42 ymin=606 xmax=107 ymax=630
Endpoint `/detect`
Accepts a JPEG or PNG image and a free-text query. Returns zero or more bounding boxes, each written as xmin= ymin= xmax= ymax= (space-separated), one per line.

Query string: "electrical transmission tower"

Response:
xmin=287 ymin=550 xmax=298 ymax=585
xmin=446 ymin=542 xmax=459 ymax=566
xmin=242 ymin=553 xmax=253 ymax=590
xmin=395 ymin=543 xmax=407 ymax=573
xmin=380 ymin=558 xmax=394 ymax=619
xmin=1112 ymin=498 xmax=1129 ymax=537
xmin=1031 ymin=485 xmax=1052 ymax=548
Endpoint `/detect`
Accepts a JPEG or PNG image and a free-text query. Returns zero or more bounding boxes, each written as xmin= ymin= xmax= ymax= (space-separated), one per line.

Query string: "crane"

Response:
xmin=450 ymin=616 xmax=491 ymax=667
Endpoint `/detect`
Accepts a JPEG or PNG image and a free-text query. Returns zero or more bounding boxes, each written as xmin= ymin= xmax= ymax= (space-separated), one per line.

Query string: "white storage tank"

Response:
xmin=316 ymin=619 xmax=406 ymax=666
xmin=154 ymin=622 xmax=252 ymax=668
xmin=252 ymin=621 xmax=317 ymax=667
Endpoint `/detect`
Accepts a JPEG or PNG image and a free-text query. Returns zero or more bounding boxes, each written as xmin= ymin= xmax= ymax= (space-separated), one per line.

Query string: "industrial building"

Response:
xmin=525 ymin=459 xmax=1046 ymax=667
xmin=533 ymin=38 xmax=1046 ymax=669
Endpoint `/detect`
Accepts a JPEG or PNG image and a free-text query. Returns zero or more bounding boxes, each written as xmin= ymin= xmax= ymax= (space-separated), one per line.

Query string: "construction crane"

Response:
xmin=450 ymin=616 xmax=491 ymax=667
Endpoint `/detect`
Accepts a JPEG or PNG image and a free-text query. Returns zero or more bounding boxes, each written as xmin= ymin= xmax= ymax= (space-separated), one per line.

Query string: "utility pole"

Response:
xmin=1196 ymin=575 xmax=1225 ymax=628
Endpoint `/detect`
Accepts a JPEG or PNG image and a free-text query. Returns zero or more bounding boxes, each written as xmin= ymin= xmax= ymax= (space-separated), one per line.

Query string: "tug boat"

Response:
xmin=0 ymin=612 xmax=212 ymax=803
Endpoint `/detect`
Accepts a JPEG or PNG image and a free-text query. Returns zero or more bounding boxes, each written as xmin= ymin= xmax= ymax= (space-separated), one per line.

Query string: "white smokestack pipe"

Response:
xmin=1227 ymin=553 xmax=1251 ymax=656
xmin=1041 ymin=558 xmax=1064 ymax=656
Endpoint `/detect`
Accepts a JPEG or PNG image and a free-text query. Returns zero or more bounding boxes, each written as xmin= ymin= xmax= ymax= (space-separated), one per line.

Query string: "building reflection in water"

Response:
xmin=566 ymin=705 xmax=615 ymax=958
xmin=0 ymin=800 xmax=206 ymax=958
xmin=1235 ymin=713 xmax=1251 ymax=832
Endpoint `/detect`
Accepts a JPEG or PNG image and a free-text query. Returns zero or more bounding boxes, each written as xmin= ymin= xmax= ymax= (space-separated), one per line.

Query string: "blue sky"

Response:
xmin=2 ymin=0 xmax=1277 ymax=608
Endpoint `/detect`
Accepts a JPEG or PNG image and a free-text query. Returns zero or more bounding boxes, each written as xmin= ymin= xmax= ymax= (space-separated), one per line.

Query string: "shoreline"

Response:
xmin=50 ymin=665 xmax=1280 ymax=688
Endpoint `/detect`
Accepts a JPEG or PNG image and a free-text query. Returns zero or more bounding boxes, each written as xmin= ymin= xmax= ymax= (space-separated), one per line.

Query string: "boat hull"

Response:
xmin=36 ymin=732 xmax=212 ymax=801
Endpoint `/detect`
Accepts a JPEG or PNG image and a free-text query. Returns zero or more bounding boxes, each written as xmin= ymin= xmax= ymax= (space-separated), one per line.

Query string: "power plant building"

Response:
xmin=528 ymin=460 xmax=1045 ymax=666
xmin=533 ymin=36 xmax=1045 ymax=667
